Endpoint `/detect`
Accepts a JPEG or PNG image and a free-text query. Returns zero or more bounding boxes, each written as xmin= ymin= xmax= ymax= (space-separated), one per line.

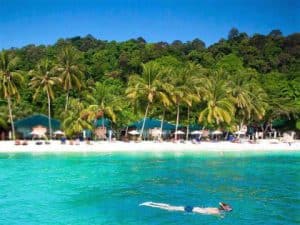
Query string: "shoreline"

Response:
xmin=0 ymin=140 xmax=299 ymax=153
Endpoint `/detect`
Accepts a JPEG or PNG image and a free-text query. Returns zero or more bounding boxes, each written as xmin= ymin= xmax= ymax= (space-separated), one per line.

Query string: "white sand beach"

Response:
xmin=0 ymin=140 xmax=299 ymax=153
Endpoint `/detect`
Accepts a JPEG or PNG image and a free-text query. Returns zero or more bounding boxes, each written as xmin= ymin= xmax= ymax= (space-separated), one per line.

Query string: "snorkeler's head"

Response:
xmin=219 ymin=202 xmax=232 ymax=211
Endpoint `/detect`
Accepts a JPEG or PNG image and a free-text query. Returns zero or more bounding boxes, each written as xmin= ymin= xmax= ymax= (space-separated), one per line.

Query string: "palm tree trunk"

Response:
xmin=64 ymin=89 xmax=69 ymax=112
xmin=175 ymin=103 xmax=180 ymax=140
xmin=7 ymin=96 xmax=15 ymax=140
xmin=47 ymin=92 xmax=52 ymax=140
xmin=186 ymin=106 xmax=190 ymax=141
xmin=140 ymin=103 xmax=150 ymax=140
xmin=160 ymin=109 xmax=165 ymax=139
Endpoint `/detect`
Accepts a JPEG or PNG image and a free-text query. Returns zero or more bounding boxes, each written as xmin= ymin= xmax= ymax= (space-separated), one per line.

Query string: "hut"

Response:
xmin=93 ymin=117 xmax=112 ymax=140
xmin=14 ymin=114 xmax=61 ymax=139
xmin=129 ymin=118 xmax=176 ymax=139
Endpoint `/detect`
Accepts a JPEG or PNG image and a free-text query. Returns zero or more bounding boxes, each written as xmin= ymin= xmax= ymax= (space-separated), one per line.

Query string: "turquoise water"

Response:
xmin=0 ymin=151 xmax=299 ymax=225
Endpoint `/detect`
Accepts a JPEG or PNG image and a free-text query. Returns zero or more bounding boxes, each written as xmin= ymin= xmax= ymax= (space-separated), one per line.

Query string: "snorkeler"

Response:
xmin=139 ymin=201 xmax=232 ymax=215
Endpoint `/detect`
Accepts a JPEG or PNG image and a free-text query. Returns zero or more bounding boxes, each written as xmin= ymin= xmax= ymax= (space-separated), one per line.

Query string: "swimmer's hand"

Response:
xmin=139 ymin=201 xmax=152 ymax=206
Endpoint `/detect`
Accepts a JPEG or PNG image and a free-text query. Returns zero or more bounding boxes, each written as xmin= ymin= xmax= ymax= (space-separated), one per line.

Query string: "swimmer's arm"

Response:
xmin=140 ymin=202 xmax=184 ymax=211
xmin=140 ymin=202 xmax=171 ymax=208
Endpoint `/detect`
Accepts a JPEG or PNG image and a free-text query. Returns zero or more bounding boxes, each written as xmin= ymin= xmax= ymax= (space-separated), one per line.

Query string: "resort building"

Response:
xmin=128 ymin=118 xmax=176 ymax=140
xmin=92 ymin=117 xmax=112 ymax=140
xmin=14 ymin=114 xmax=61 ymax=139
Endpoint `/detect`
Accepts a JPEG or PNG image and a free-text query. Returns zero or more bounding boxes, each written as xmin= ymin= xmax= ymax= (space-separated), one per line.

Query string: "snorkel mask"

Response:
xmin=219 ymin=202 xmax=232 ymax=211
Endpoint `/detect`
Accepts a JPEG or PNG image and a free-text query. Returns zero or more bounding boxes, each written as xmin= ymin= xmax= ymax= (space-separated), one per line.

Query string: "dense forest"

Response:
xmin=0 ymin=28 xmax=299 ymax=138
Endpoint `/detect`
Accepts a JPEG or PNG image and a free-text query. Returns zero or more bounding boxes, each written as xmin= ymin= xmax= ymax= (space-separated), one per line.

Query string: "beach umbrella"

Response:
xmin=54 ymin=130 xmax=65 ymax=135
xmin=128 ymin=130 xmax=140 ymax=135
xmin=191 ymin=130 xmax=203 ymax=135
xmin=235 ymin=131 xmax=246 ymax=135
xmin=174 ymin=130 xmax=185 ymax=135
xmin=30 ymin=131 xmax=40 ymax=135
xmin=212 ymin=130 xmax=223 ymax=135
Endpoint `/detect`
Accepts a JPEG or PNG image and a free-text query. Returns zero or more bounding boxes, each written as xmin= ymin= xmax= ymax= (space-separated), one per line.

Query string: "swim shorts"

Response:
xmin=184 ymin=206 xmax=194 ymax=213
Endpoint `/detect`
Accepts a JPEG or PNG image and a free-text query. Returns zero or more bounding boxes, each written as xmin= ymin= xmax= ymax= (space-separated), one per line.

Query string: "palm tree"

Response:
xmin=0 ymin=104 xmax=8 ymax=130
xmin=82 ymin=81 xmax=122 ymax=127
xmin=198 ymin=70 xmax=235 ymax=127
xmin=55 ymin=46 xmax=84 ymax=112
xmin=62 ymin=98 xmax=92 ymax=137
xmin=157 ymin=83 xmax=173 ymax=138
xmin=168 ymin=64 xmax=200 ymax=140
xmin=29 ymin=59 xmax=61 ymax=139
xmin=259 ymin=72 xmax=296 ymax=135
xmin=226 ymin=69 xmax=267 ymax=134
xmin=126 ymin=62 xmax=169 ymax=139
xmin=0 ymin=51 xmax=23 ymax=140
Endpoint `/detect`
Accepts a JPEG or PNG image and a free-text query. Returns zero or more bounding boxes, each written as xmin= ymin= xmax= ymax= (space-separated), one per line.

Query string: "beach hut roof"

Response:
xmin=188 ymin=124 xmax=203 ymax=131
xmin=15 ymin=114 xmax=60 ymax=130
xmin=129 ymin=118 xmax=175 ymax=130
xmin=272 ymin=119 xmax=288 ymax=128
xmin=94 ymin=117 xmax=111 ymax=128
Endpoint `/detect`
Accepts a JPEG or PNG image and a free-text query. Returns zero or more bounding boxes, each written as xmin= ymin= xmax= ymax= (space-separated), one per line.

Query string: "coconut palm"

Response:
xmin=0 ymin=51 xmax=24 ymax=140
xmin=168 ymin=64 xmax=201 ymax=140
xmin=157 ymin=84 xmax=173 ymax=137
xmin=126 ymin=62 xmax=169 ymax=139
xmin=248 ymin=82 xmax=268 ymax=126
xmin=228 ymin=70 xmax=267 ymax=131
xmin=82 ymin=81 xmax=123 ymax=127
xmin=55 ymin=46 xmax=84 ymax=112
xmin=198 ymin=70 xmax=235 ymax=127
xmin=29 ymin=59 xmax=61 ymax=139
xmin=62 ymin=98 xmax=92 ymax=137
xmin=0 ymin=104 xmax=8 ymax=129
xmin=259 ymin=72 xmax=297 ymax=134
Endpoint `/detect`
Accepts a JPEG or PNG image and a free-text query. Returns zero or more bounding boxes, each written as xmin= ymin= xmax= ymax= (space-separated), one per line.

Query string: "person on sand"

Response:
xmin=140 ymin=201 xmax=232 ymax=215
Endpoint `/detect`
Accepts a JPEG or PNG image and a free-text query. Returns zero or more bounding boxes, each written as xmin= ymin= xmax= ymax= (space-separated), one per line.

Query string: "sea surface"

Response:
xmin=0 ymin=151 xmax=299 ymax=225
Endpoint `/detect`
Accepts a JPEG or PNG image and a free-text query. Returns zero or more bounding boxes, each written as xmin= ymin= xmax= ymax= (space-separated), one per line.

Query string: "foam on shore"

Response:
xmin=0 ymin=140 xmax=299 ymax=153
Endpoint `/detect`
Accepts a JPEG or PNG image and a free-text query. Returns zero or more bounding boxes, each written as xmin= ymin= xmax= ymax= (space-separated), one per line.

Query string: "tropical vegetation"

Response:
xmin=0 ymin=28 xmax=299 ymax=139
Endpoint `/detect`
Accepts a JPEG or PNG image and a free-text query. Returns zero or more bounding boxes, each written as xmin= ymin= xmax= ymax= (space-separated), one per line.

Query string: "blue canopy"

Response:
xmin=188 ymin=124 xmax=203 ymax=131
xmin=15 ymin=114 xmax=61 ymax=138
xmin=94 ymin=117 xmax=111 ymax=128
xmin=129 ymin=118 xmax=175 ymax=130
xmin=15 ymin=114 xmax=60 ymax=130
xmin=272 ymin=119 xmax=288 ymax=128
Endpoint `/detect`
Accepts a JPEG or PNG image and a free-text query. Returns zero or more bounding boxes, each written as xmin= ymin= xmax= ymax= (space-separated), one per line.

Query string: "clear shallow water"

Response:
xmin=0 ymin=151 xmax=299 ymax=225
